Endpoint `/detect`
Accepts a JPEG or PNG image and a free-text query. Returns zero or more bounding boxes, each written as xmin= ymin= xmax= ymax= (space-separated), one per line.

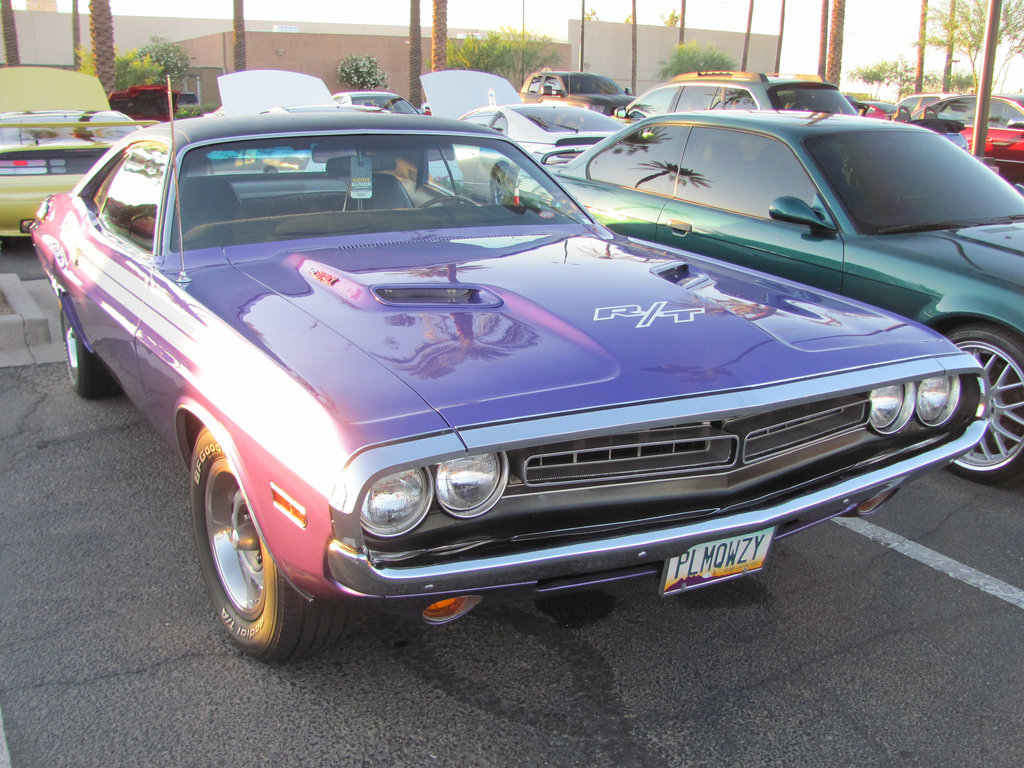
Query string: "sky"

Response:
xmin=17 ymin=0 xmax=1005 ymax=97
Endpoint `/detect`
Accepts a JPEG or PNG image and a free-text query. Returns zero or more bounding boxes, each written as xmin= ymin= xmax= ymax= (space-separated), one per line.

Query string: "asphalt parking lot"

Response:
xmin=1 ymin=238 xmax=1023 ymax=767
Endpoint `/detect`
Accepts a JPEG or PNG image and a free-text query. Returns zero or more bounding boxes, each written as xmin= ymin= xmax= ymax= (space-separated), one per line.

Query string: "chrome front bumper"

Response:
xmin=326 ymin=420 xmax=985 ymax=600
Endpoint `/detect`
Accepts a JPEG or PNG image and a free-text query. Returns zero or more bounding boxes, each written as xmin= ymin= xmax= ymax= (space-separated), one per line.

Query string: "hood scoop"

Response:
xmin=372 ymin=284 xmax=503 ymax=308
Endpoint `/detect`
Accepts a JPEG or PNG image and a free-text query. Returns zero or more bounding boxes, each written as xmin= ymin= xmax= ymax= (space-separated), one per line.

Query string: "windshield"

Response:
xmin=172 ymin=133 xmax=589 ymax=250
xmin=806 ymin=128 xmax=1024 ymax=235
xmin=352 ymin=94 xmax=419 ymax=114
xmin=515 ymin=107 xmax=621 ymax=133
xmin=767 ymin=84 xmax=857 ymax=114
xmin=564 ymin=74 xmax=625 ymax=95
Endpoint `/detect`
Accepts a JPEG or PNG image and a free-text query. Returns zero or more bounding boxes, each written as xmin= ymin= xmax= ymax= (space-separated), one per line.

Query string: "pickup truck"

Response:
xmin=519 ymin=71 xmax=632 ymax=115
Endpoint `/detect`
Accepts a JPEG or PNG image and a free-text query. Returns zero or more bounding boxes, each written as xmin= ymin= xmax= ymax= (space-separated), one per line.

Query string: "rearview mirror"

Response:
xmin=769 ymin=196 xmax=836 ymax=231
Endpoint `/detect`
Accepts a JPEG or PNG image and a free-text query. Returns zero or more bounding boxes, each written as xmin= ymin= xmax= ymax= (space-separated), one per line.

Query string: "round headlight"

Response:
xmin=360 ymin=468 xmax=431 ymax=537
xmin=869 ymin=383 xmax=915 ymax=434
xmin=435 ymin=453 xmax=507 ymax=517
xmin=916 ymin=375 xmax=960 ymax=427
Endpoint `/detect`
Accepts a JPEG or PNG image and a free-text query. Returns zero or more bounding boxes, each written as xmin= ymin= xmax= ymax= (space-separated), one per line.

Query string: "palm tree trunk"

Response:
xmin=232 ymin=0 xmax=246 ymax=72
xmin=741 ymin=0 xmax=754 ymax=70
xmin=817 ymin=0 xmax=829 ymax=78
xmin=432 ymin=0 xmax=447 ymax=72
xmin=630 ymin=0 xmax=637 ymax=94
xmin=825 ymin=0 xmax=845 ymax=85
xmin=2 ymin=0 xmax=21 ymax=66
xmin=72 ymin=0 xmax=80 ymax=69
xmin=579 ymin=0 xmax=585 ymax=71
xmin=409 ymin=0 xmax=422 ymax=106
xmin=774 ymin=0 xmax=786 ymax=72
xmin=89 ymin=0 xmax=115 ymax=92
xmin=679 ymin=0 xmax=686 ymax=44
xmin=943 ymin=0 xmax=957 ymax=91
xmin=915 ymin=0 xmax=928 ymax=93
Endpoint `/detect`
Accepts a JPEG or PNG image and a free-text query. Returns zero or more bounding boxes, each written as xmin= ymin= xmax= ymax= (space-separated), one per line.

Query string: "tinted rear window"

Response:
xmin=768 ymin=84 xmax=856 ymax=114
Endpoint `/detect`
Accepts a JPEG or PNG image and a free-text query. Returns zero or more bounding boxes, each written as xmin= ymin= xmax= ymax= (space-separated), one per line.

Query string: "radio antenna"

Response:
xmin=166 ymin=76 xmax=191 ymax=286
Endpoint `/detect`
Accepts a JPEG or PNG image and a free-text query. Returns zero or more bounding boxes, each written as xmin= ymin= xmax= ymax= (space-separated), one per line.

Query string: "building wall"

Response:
xmin=569 ymin=20 xmax=781 ymax=96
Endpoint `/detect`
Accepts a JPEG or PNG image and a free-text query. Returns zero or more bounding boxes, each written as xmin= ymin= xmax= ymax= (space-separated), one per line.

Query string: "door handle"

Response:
xmin=667 ymin=220 xmax=693 ymax=236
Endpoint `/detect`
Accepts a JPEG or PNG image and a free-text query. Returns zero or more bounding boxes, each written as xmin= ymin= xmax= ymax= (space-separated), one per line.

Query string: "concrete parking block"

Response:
xmin=0 ymin=274 xmax=62 ymax=367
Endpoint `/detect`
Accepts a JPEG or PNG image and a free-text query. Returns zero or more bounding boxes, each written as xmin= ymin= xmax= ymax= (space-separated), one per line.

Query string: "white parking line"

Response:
xmin=836 ymin=517 xmax=1024 ymax=610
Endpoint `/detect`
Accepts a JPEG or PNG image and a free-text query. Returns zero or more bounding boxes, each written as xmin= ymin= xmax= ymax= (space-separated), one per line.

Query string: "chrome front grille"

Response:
xmin=514 ymin=395 xmax=869 ymax=487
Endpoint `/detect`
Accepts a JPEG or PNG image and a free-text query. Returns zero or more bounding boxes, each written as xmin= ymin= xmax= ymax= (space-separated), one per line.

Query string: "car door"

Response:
xmin=654 ymin=126 xmax=845 ymax=293
xmin=64 ymin=141 xmax=167 ymax=401
xmin=561 ymin=122 xmax=691 ymax=241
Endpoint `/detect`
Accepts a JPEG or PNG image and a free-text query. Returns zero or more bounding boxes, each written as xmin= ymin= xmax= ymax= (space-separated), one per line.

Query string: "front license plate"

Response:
xmin=661 ymin=527 xmax=774 ymax=595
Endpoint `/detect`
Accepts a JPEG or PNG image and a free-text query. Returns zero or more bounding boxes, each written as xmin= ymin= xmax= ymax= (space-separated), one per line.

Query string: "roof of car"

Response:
xmin=129 ymin=112 xmax=497 ymax=146
xmin=640 ymin=110 xmax=925 ymax=138
xmin=669 ymin=71 xmax=831 ymax=86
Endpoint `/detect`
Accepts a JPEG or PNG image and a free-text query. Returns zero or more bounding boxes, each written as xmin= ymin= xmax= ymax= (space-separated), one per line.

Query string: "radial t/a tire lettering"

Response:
xmin=189 ymin=429 xmax=349 ymax=660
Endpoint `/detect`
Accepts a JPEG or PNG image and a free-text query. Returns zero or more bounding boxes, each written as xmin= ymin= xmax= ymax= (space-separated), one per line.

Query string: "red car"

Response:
xmin=927 ymin=94 xmax=1024 ymax=183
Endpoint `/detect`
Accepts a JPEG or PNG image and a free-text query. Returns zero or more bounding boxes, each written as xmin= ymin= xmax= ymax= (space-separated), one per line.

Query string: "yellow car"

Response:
xmin=0 ymin=67 xmax=147 ymax=237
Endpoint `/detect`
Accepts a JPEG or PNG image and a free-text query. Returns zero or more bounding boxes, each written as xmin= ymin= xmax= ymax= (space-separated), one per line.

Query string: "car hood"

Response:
xmin=228 ymin=230 xmax=950 ymax=429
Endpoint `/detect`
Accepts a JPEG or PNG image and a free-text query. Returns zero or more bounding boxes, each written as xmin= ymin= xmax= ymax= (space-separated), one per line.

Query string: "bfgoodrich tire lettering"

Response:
xmin=190 ymin=429 xmax=349 ymax=660
xmin=949 ymin=323 xmax=1024 ymax=483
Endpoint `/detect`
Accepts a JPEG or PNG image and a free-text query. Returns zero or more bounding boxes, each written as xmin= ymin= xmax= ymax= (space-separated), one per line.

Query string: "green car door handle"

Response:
xmin=667 ymin=220 xmax=693 ymax=236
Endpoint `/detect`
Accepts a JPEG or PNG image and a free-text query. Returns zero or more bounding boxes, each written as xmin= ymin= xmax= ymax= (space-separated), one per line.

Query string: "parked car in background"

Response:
xmin=31 ymin=111 xmax=984 ymax=659
xmin=519 ymin=70 xmax=633 ymax=115
xmin=896 ymin=92 xmax=959 ymax=118
xmin=0 ymin=67 xmax=145 ymax=237
xmin=859 ymin=100 xmax=897 ymax=119
xmin=617 ymin=71 xmax=857 ymax=122
xmin=925 ymin=94 xmax=1024 ymax=183
xmin=333 ymin=91 xmax=420 ymax=114
xmin=460 ymin=103 xmax=621 ymax=162
xmin=556 ymin=110 xmax=1024 ymax=482
xmin=107 ymin=84 xmax=179 ymax=121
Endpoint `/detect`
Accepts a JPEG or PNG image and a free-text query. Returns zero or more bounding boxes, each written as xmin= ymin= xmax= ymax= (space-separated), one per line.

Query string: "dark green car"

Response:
xmin=556 ymin=111 xmax=1024 ymax=482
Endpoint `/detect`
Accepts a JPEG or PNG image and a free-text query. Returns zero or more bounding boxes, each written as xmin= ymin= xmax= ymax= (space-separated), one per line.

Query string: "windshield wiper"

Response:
xmin=876 ymin=220 xmax=980 ymax=235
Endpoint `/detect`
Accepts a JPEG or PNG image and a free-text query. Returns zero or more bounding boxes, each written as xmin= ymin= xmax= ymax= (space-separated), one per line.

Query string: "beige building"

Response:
xmin=3 ymin=8 xmax=779 ymax=107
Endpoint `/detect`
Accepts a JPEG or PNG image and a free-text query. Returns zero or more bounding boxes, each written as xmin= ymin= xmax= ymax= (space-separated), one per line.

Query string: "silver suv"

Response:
xmin=617 ymin=71 xmax=857 ymax=120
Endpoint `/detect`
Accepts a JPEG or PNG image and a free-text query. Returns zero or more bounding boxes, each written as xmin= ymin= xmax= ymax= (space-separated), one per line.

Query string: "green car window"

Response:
xmin=674 ymin=127 xmax=817 ymax=217
xmin=586 ymin=124 xmax=690 ymax=197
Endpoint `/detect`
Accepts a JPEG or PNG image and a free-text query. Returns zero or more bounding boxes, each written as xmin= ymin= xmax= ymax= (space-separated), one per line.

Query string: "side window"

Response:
xmin=935 ymin=98 xmax=973 ymax=123
xmin=587 ymin=123 xmax=690 ymax=197
xmin=527 ymin=76 xmax=543 ymax=94
xmin=987 ymin=100 xmax=1018 ymax=127
xmin=96 ymin=143 xmax=168 ymax=253
xmin=632 ymin=86 xmax=679 ymax=116
xmin=711 ymin=88 xmax=757 ymax=110
xmin=675 ymin=128 xmax=818 ymax=218
xmin=544 ymin=76 xmax=564 ymax=96
xmin=676 ymin=85 xmax=718 ymax=111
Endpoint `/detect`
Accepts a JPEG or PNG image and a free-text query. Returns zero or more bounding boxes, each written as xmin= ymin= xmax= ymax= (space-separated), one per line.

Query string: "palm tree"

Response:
xmin=943 ymin=0 xmax=957 ymax=91
xmin=679 ymin=1 xmax=686 ymax=44
xmin=741 ymin=0 xmax=754 ymax=70
xmin=72 ymin=0 xmax=80 ymax=69
xmin=233 ymin=0 xmax=246 ymax=72
xmin=409 ymin=0 xmax=422 ymax=106
xmin=825 ymin=0 xmax=845 ymax=85
xmin=774 ymin=0 xmax=786 ymax=72
xmin=89 ymin=0 xmax=115 ymax=92
xmin=915 ymin=0 xmax=928 ymax=93
xmin=2 ymin=0 xmax=21 ymax=66
xmin=817 ymin=0 xmax=828 ymax=78
xmin=630 ymin=0 xmax=637 ymax=94
xmin=432 ymin=0 xmax=447 ymax=72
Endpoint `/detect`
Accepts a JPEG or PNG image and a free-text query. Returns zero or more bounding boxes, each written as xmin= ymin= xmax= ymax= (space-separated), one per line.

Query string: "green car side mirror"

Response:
xmin=769 ymin=196 xmax=837 ymax=232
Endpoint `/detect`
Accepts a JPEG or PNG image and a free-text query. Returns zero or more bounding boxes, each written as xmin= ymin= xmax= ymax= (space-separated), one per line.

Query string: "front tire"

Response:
xmin=60 ymin=307 xmax=118 ymax=399
xmin=948 ymin=323 xmax=1024 ymax=483
xmin=190 ymin=429 xmax=348 ymax=660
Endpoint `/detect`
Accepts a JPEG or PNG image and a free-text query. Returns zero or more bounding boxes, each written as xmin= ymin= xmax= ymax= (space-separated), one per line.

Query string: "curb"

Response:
xmin=0 ymin=274 xmax=64 ymax=368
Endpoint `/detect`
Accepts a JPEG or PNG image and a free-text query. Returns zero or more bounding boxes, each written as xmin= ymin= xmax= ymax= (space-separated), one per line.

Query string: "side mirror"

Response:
xmin=613 ymin=106 xmax=629 ymax=119
xmin=769 ymin=196 xmax=836 ymax=231
xmin=625 ymin=87 xmax=632 ymax=95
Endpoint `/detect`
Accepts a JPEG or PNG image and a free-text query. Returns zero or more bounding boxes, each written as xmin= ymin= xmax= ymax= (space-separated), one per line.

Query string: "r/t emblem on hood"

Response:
xmin=594 ymin=302 xmax=705 ymax=328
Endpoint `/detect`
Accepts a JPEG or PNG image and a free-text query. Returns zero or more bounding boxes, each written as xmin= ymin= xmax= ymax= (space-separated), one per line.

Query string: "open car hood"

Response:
xmin=216 ymin=70 xmax=336 ymax=116
xmin=0 ymin=67 xmax=110 ymax=113
xmin=420 ymin=70 xmax=521 ymax=118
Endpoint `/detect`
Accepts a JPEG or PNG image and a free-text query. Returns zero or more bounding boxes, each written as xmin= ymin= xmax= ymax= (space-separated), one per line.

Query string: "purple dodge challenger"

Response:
xmin=32 ymin=113 xmax=986 ymax=659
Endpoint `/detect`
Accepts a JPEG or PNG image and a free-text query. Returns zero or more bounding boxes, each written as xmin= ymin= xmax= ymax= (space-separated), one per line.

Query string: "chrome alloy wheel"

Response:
xmin=956 ymin=339 xmax=1024 ymax=472
xmin=204 ymin=458 xmax=264 ymax=618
